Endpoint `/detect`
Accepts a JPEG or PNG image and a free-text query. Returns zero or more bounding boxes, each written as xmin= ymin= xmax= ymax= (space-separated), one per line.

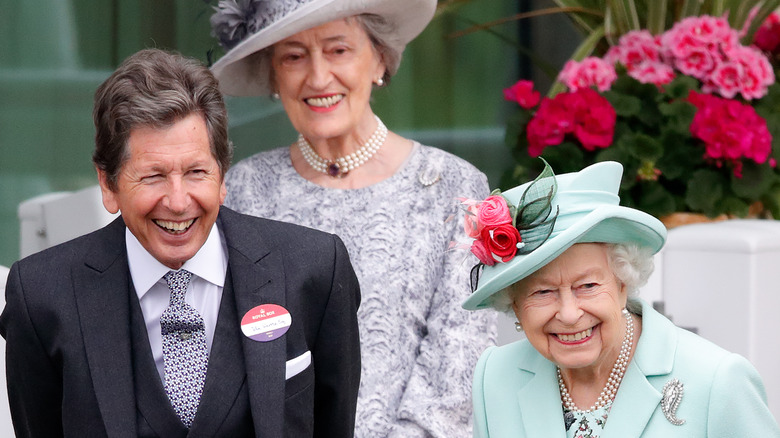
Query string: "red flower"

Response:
xmin=527 ymin=95 xmax=575 ymax=156
xmin=526 ymin=89 xmax=616 ymax=156
xmin=504 ymin=80 xmax=541 ymax=109
xmin=480 ymin=224 xmax=522 ymax=262
xmin=754 ymin=12 xmax=780 ymax=53
xmin=688 ymin=91 xmax=772 ymax=175
xmin=570 ymin=88 xmax=616 ymax=151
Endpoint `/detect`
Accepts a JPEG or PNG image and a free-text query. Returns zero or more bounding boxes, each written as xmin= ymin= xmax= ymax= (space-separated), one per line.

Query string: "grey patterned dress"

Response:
xmin=224 ymin=143 xmax=497 ymax=438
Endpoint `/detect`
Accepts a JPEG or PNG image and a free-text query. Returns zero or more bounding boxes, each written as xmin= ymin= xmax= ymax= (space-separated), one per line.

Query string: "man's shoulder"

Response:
xmin=9 ymin=217 xmax=125 ymax=291
xmin=17 ymin=217 xmax=124 ymax=268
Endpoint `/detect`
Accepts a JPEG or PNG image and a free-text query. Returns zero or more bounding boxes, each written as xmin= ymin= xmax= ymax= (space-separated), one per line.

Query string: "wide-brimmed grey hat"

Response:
xmin=462 ymin=161 xmax=667 ymax=311
xmin=209 ymin=0 xmax=437 ymax=96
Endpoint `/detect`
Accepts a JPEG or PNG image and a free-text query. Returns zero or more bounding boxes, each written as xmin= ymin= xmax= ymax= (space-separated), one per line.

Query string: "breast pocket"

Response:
xmin=285 ymin=350 xmax=314 ymax=398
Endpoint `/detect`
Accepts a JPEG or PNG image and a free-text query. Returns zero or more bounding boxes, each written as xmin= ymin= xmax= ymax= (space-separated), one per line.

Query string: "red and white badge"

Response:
xmin=240 ymin=304 xmax=291 ymax=342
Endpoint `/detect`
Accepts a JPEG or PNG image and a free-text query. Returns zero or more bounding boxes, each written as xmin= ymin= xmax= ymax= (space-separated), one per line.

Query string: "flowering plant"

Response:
xmin=503 ymin=13 xmax=780 ymax=220
xmin=462 ymin=161 xmax=558 ymax=267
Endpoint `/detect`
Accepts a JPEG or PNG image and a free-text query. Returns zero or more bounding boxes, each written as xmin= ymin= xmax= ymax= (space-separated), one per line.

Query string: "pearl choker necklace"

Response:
xmin=296 ymin=115 xmax=387 ymax=178
xmin=558 ymin=308 xmax=634 ymax=413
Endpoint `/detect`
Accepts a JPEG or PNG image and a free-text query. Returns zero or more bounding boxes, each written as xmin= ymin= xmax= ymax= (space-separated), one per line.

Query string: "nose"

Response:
xmin=307 ymin=53 xmax=332 ymax=90
xmin=164 ymin=176 xmax=190 ymax=213
xmin=556 ymin=289 xmax=583 ymax=324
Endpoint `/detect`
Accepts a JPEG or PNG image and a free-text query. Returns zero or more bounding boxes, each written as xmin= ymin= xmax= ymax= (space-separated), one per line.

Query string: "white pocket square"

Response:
xmin=285 ymin=350 xmax=311 ymax=380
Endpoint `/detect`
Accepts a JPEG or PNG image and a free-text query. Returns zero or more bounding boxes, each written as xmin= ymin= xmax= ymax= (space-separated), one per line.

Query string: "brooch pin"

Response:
xmin=661 ymin=378 xmax=686 ymax=425
xmin=419 ymin=163 xmax=441 ymax=187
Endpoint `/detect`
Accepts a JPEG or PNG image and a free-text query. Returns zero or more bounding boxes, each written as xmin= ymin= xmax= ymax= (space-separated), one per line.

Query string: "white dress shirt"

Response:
xmin=126 ymin=223 xmax=228 ymax=381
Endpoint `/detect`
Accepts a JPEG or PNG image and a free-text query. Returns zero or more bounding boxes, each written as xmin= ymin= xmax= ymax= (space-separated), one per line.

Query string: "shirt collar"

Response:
xmin=126 ymin=223 xmax=228 ymax=299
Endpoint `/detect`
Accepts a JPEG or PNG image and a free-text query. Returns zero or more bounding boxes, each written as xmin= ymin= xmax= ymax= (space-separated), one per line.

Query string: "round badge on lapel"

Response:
xmin=240 ymin=304 xmax=292 ymax=342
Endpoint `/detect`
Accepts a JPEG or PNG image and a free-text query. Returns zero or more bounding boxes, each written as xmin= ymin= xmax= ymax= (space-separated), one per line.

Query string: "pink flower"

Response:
xmin=660 ymin=16 xmax=738 ymax=81
xmin=470 ymin=239 xmax=495 ymax=266
xmin=705 ymin=61 xmax=743 ymax=98
xmin=629 ymin=60 xmax=675 ymax=86
xmin=728 ymin=45 xmax=775 ymax=99
xmin=672 ymin=45 xmax=718 ymax=79
xmin=558 ymin=57 xmax=617 ymax=92
xmin=605 ymin=30 xmax=662 ymax=72
xmin=480 ymin=223 xmax=522 ymax=263
xmin=477 ymin=195 xmax=513 ymax=228
xmin=504 ymin=80 xmax=541 ymax=109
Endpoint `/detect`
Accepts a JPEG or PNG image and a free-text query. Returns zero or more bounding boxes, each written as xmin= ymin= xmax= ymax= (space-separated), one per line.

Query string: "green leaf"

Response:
xmin=680 ymin=0 xmax=703 ymax=17
xmin=663 ymin=75 xmax=699 ymax=99
xmin=624 ymin=133 xmax=664 ymax=161
xmin=646 ymin=0 xmax=667 ymax=34
xmin=604 ymin=92 xmax=642 ymax=117
xmin=715 ymin=196 xmax=750 ymax=218
xmin=634 ymin=181 xmax=677 ymax=218
xmin=537 ymin=142 xmax=587 ymax=173
xmin=731 ymin=162 xmax=777 ymax=199
xmin=658 ymin=101 xmax=696 ymax=135
xmin=686 ymin=169 xmax=725 ymax=215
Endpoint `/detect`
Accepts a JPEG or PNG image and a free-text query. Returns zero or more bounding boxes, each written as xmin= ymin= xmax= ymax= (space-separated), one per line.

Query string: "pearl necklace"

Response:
xmin=558 ymin=309 xmax=634 ymax=413
xmin=296 ymin=115 xmax=387 ymax=178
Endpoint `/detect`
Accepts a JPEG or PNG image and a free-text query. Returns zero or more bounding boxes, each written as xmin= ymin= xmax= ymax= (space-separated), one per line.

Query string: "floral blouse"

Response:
xmin=564 ymin=404 xmax=612 ymax=438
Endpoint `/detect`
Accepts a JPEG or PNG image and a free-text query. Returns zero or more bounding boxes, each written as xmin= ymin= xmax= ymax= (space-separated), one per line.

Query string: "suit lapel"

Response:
xmin=603 ymin=301 xmax=676 ymax=437
xmin=72 ymin=217 xmax=138 ymax=438
xmin=516 ymin=353 xmax=568 ymax=438
xmin=218 ymin=209 xmax=287 ymax=437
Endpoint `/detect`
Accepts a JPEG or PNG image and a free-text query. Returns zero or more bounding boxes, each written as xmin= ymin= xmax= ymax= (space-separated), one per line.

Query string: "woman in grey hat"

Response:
xmin=208 ymin=1 xmax=497 ymax=436
xmin=462 ymin=161 xmax=779 ymax=437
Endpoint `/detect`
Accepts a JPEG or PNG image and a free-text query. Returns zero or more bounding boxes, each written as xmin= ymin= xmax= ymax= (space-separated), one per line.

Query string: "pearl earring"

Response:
xmin=514 ymin=321 xmax=523 ymax=332
xmin=376 ymin=77 xmax=385 ymax=87
xmin=272 ymin=92 xmax=280 ymax=100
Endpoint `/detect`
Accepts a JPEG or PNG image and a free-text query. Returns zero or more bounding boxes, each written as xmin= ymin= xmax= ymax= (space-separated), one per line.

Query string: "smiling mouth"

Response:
xmin=154 ymin=219 xmax=195 ymax=235
xmin=305 ymin=94 xmax=344 ymax=108
xmin=556 ymin=327 xmax=594 ymax=342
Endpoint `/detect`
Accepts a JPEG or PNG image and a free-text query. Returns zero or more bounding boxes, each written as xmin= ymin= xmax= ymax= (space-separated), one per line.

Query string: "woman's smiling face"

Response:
xmin=512 ymin=243 xmax=628 ymax=372
xmin=271 ymin=17 xmax=385 ymax=144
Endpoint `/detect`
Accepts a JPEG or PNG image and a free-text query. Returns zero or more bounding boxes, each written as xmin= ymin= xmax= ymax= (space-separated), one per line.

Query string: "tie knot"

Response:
xmin=164 ymin=270 xmax=193 ymax=303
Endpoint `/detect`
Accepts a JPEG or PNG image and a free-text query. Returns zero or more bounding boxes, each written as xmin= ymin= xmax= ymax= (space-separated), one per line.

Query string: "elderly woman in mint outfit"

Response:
xmin=208 ymin=0 xmax=497 ymax=436
xmin=460 ymin=161 xmax=779 ymax=438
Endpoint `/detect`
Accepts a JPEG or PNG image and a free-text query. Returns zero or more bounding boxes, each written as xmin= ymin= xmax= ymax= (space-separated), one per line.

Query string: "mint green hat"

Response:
xmin=462 ymin=161 xmax=667 ymax=311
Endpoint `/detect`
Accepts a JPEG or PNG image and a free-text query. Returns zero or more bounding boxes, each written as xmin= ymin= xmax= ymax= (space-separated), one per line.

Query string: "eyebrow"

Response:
xmin=528 ymin=267 xmax=606 ymax=287
xmin=278 ymin=35 xmax=349 ymax=49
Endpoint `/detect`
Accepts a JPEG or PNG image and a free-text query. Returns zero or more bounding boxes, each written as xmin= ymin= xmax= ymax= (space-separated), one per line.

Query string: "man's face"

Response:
xmin=98 ymin=113 xmax=226 ymax=269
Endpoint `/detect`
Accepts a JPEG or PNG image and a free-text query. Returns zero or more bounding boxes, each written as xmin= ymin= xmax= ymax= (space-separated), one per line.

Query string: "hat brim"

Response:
xmin=461 ymin=204 xmax=666 ymax=311
xmin=210 ymin=0 xmax=436 ymax=96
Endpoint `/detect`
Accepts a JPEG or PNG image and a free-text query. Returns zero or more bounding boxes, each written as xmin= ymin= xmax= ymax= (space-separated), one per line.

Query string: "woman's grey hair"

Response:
xmin=252 ymin=13 xmax=403 ymax=97
xmin=93 ymin=48 xmax=232 ymax=191
xmin=490 ymin=243 xmax=656 ymax=315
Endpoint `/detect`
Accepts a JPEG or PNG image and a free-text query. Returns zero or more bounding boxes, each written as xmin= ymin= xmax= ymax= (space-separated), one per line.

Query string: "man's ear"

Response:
xmin=96 ymin=168 xmax=120 ymax=214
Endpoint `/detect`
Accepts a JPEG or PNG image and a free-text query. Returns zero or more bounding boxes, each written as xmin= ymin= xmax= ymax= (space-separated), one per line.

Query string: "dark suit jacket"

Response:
xmin=0 ymin=206 xmax=361 ymax=437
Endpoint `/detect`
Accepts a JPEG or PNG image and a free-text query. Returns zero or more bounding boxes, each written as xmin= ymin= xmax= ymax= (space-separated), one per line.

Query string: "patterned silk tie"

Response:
xmin=161 ymin=269 xmax=208 ymax=428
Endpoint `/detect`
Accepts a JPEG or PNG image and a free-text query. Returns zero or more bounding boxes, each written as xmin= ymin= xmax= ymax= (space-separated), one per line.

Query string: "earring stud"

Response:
xmin=514 ymin=321 xmax=523 ymax=332
xmin=272 ymin=92 xmax=280 ymax=100
xmin=376 ymin=77 xmax=385 ymax=87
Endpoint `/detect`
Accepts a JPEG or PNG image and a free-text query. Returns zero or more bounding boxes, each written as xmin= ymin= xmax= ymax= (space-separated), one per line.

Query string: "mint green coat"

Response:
xmin=472 ymin=300 xmax=780 ymax=437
